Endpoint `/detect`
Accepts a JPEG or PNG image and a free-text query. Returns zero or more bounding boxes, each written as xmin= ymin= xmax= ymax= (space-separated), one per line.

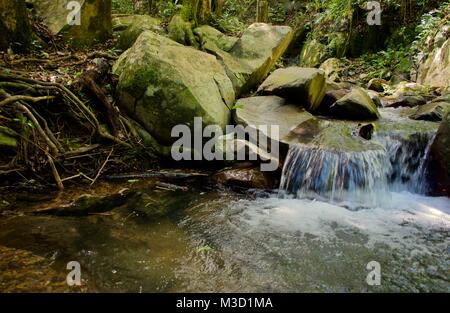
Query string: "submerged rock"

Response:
xmin=257 ymin=67 xmax=326 ymax=111
xmin=113 ymin=31 xmax=234 ymax=146
xmin=327 ymin=87 xmax=380 ymax=121
xmin=33 ymin=191 xmax=140 ymax=216
xmin=212 ymin=166 xmax=274 ymax=189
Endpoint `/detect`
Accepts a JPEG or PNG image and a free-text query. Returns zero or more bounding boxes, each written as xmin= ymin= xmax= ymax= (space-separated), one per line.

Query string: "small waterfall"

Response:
xmin=374 ymin=133 xmax=436 ymax=194
xmin=280 ymin=132 xmax=436 ymax=204
xmin=279 ymin=145 xmax=390 ymax=205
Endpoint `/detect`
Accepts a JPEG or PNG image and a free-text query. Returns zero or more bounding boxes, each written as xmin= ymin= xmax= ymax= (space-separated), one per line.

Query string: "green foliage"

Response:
xmin=411 ymin=1 xmax=450 ymax=58
xmin=361 ymin=47 xmax=410 ymax=80
xmin=112 ymin=0 xmax=135 ymax=14
xmin=210 ymin=0 xmax=251 ymax=34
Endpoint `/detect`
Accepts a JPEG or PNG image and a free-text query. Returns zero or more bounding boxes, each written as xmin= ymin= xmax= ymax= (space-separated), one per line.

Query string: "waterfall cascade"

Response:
xmin=279 ymin=132 xmax=436 ymax=205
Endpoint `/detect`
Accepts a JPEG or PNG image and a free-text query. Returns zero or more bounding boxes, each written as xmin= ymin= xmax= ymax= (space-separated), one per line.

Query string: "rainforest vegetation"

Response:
xmin=0 ymin=0 xmax=449 ymax=293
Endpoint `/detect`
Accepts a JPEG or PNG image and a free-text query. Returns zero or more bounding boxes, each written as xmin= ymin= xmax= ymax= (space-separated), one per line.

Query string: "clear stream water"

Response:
xmin=0 ymin=109 xmax=449 ymax=292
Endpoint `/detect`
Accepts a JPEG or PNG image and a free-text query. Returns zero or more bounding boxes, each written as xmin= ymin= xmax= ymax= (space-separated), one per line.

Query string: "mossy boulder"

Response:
xmin=168 ymin=14 xmax=198 ymax=48
xmin=193 ymin=25 xmax=238 ymax=53
xmin=30 ymin=0 xmax=112 ymax=47
xmin=215 ymin=23 xmax=293 ymax=96
xmin=410 ymin=102 xmax=450 ymax=122
xmin=428 ymin=109 xmax=450 ymax=196
xmin=327 ymin=87 xmax=380 ymax=121
xmin=257 ymin=67 xmax=326 ymax=111
xmin=233 ymin=95 xmax=382 ymax=153
xmin=367 ymin=78 xmax=388 ymax=92
xmin=114 ymin=15 xmax=162 ymax=50
xmin=113 ymin=31 xmax=235 ymax=146
xmin=234 ymin=96 xmax=315 ymax=145
xmin=383 ymin=95 xmax=427 ymax=108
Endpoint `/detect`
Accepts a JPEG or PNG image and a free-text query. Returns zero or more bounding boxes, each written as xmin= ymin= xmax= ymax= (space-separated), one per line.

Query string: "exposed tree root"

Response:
xmin=0 ymin=64 xmax=149 ymax=190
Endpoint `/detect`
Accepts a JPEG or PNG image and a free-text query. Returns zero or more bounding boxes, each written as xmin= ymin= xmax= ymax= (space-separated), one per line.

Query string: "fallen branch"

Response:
xmin=90 ymin=148 xmax=113 ymax=186
xmin=47 ymin=153 xmax=64 ymax=191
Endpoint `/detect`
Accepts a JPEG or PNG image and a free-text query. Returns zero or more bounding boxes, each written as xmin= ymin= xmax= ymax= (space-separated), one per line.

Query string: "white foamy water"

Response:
xmin=235 ymin=192 xmax=450 ymax=252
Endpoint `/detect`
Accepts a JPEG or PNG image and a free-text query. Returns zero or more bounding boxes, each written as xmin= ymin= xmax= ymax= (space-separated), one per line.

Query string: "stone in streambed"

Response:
xmin=327 ymin=87 xmax=380 ymax=121
xmin=233 ymin=95 xmax=382 ymax=153
xmin=257 ymin=67 xmax=326 ymax=111
xmin=383 ymin=94 xmax=427 ymax=108
xmin=410 ymin=102 xmax=450 ymax=121
xmin=212 ymin=166 xmax=274 ymax=189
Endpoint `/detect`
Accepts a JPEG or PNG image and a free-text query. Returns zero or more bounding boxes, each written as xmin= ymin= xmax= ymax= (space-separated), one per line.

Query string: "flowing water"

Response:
xmin=0 ymin=109 xmax=449 ymax=292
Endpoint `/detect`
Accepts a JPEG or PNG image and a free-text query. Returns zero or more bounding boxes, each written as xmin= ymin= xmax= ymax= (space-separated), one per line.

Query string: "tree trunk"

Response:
xmin=0 ymin=0 xmax=33 ymax=52
xmin=256 ymin=0 xmax=269 ymax=23
xmin=212 ymin=0 xmax=224 ymax=15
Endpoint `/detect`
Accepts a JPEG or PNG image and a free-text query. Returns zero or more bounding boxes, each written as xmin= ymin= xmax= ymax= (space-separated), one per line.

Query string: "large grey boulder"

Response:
xmin=113 ymin=15 xmax=162 ymax=50
xmin=257 ymin=67 xmax=326 ymax=111
xmin=214 ymin=23 xmax=293 ymax=96
xmin=113 ymin=31 xmax=235 ymax=146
